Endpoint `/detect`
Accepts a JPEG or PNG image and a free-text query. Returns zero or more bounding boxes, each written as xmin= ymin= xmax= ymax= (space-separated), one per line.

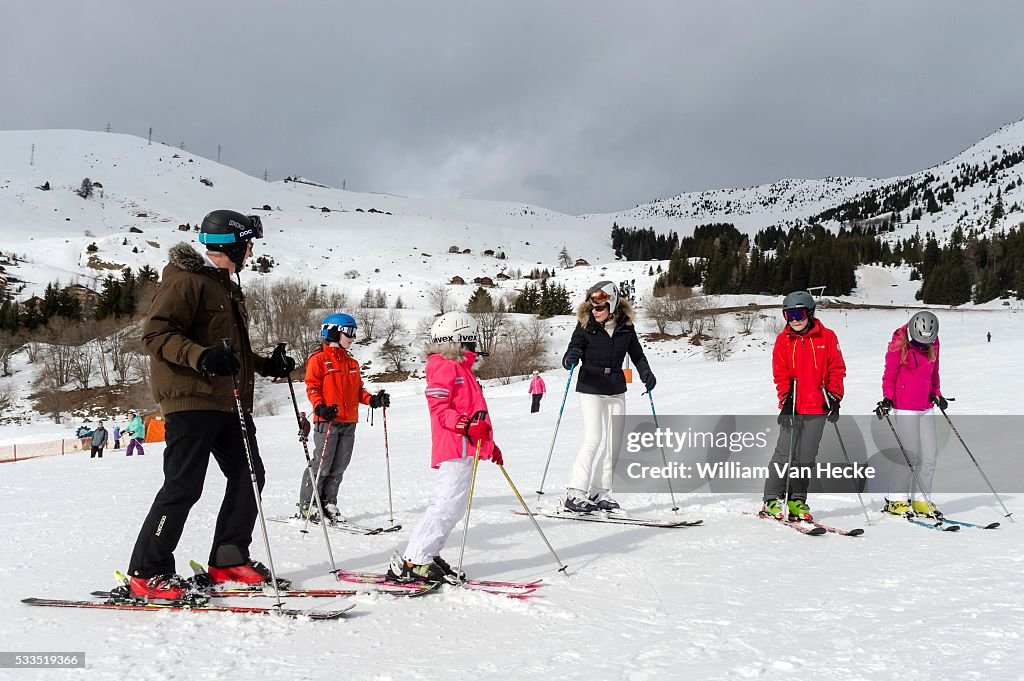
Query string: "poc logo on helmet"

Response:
xmin=236 ymin=229 xmax=254 ymax=239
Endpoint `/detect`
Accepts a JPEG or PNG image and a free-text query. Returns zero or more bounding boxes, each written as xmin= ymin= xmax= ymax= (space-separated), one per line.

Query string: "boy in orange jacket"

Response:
xmin=298 ymin=313 xmax=389 ymax=523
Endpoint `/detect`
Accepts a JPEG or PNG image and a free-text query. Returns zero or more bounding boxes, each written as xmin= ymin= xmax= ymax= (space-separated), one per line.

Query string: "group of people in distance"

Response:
xmin=86 ymin=409 xmax=146 ymax=459
xmin=121 ymin=208 xmax=948 ymax=601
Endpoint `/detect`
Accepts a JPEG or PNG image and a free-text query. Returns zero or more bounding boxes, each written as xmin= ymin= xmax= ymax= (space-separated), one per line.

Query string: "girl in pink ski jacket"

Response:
xmin=388 ymin=312 xmax=501 ymax=584
xmin=877 ymin=312 xmax=944 ymax=518
xmin=881 ymin=327 xmax=942 ymax=411
xmin=424 ymin=348 xmax=497 ymax=467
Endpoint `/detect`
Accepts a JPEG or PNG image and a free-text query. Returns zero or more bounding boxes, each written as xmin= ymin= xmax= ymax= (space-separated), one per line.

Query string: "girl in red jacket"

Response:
xmin=387 ymin=312 xmax=501 ymax=584
xmin=761 ymin=291 xmax=846 ymax=521
xmin=875 ymin=311 xmax=944 ymax=517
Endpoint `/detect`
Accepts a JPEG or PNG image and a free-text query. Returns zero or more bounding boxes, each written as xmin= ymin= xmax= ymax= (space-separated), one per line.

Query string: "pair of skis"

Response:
xmin=745 ymin=511 xmax=864 ymax=537
xmin=904 ymin=516 xmax=999 ymax=532
xmin=268 ymin=516 xmax=402 ymax=536
xmin=514 ymin=509 xmax=703 ymax=528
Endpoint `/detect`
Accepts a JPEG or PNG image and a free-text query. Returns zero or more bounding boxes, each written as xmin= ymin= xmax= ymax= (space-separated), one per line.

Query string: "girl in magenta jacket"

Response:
xmin=387 ymin=312 xmax=501 ymax=584
xmin=877 ymin=311 xmax=945 ymax=518
xmin=528 ymin=371 xmax=546 ymax=413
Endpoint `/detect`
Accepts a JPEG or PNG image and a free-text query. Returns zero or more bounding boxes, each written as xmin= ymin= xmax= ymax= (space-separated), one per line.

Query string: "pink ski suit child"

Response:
xmin=877 ymin=311 xmax=945 ymax=516
xmin=528 ymin=371 xmax=546 ymax=413
xmin=391 ymin=313 xmax=502 ymax=583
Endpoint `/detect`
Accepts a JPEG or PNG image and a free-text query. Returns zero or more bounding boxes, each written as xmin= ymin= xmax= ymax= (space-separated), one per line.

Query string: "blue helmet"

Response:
xmin=321 ymin=313 xmax=357 ymax=341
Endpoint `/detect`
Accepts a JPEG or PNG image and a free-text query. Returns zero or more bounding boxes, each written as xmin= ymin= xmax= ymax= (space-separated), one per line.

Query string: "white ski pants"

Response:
xmin=404 ymin=457 xmax=475 ymax=565
xmin=567 ymin=392 xmax=626 ymax=494
xmin=888 ymin=408 xmax=939 ymax=500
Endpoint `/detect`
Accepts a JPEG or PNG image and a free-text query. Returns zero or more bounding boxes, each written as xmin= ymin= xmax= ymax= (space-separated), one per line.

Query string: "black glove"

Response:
xmin=874 ymin=398 xmax=894 ymax=420
xmin=264 ymin=345 xmax=296 ymax=378
xmin=931 ymin=394 xmax=948 ymax=411
xmin=825 ymin=391 xmax=841 ymax=423
xmin=640 ymin=370 xmax=656 ymax=392
xmin=777 ymin=395 xmax=795 ymax=428
xmin=315 ymin=403 xmax=339 ymax=422
xmin=562 ymin=347 xmax=583 ymax=370
xmin=198 ymin=345 xmax=240 ymax=376
xmin=369 ymin=391 xmax=390 ymax=409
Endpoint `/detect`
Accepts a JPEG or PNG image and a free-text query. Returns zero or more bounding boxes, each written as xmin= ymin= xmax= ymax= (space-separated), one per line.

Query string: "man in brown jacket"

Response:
xmin=126 ymin=209 xmax=296 ymax=601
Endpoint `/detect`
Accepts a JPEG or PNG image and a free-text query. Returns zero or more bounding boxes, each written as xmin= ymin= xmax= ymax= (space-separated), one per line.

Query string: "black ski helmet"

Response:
xmin=782 ymin=290 xmax=816 ymax=313
xmin=199 ymin=210 xmax=263 ymax=269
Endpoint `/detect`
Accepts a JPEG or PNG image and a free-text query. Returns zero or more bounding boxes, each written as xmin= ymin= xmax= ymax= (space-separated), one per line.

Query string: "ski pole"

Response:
xmin=285 ymin=366 xmax=339 ymax=573
xmin=456 ymin=410 xmax=488 ymax=584
xmin=822 ymin=388 xmax=871 ymax=525
xmin=782 ymin=379 xmax=798 ymax=514
xmin=880 ymin=409 xmax=939 ymax=514
xmin=223 ymin=339 xmax=284 ymax=611
xmin=382 ymin=405 xmax=396 ymax=528
xmin=937 ymin=404 xmax=1014 ymax=522
xmin=500 ymin=464 xmax=569 ymax=575
xmin=536 ymin=365 xmax=575 ymax=498
xmin=303 ymin=425 xmax=333 ymax=535
xmin=645 ymin=391 xmax=679 ymax=513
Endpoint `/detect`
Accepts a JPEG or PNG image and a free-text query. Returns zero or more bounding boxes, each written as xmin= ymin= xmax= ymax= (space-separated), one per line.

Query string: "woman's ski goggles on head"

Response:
xmin=589 ymin=290 xmax=612 ymax=305
xmin=783 ymin=308 xmax=809 ymax=322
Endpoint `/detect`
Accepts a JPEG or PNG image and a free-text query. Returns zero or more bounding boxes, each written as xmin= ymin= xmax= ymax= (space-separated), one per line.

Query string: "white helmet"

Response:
xmin=586 ymin=280 xmax=620 ymax=313
xmin=430 ymin=312 xmax=479 ymax=345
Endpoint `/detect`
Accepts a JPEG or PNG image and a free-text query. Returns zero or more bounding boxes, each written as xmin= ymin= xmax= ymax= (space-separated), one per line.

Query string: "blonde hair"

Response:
xmin=890 ymin=326 xmax=937 ymax=364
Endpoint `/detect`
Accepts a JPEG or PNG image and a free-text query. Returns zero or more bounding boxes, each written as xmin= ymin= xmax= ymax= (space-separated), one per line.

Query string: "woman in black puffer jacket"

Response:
xmin=560 ymin=281 xmax=655 ymax=514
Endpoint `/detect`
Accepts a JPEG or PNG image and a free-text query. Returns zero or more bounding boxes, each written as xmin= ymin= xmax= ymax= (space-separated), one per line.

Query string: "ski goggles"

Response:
xmin=324 ymin=324 xmax=357 ymax=339
xmin=783 ymin=308 xmax=809 ymax=322
xmin=246 ymin=215 xmax=264 ymax=239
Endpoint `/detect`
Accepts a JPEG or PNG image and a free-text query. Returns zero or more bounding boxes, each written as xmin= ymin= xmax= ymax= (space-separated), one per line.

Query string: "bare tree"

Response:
xmin=0 ymin=384 xmax=13 ymax=412
xmin=736 ymin=309 xmax=758 ymax=335
xmin=558 ymin=245 xmax=573 ymax=268
xmin=472 ymin=309 xmax=508 ymax=355
xmin=642 ymin=294 xmax=673 ymax=334
xmin=380 ymin=342 xmax=409 ymax=372
xmin=0 ymin=330 xmax=18 ymax=376
xmin=415 ymin=315 xmax=436 ymax=345
xmin=355 ymin=306 xmax=379 ymax=341
xmin=68 ymin=342 xmax=97 ymax=389
xmin=427 ymin=284 xmax=454 ymax=314
xmin=379 ymin=308 xmax=406 ymax=346
xmin=764 ymin=314 xmax=783 ymax=337
xmin=477 ymin=319 xmax=548 ymax=384
xmin=704 ymin=333 xmax=736 ymax=362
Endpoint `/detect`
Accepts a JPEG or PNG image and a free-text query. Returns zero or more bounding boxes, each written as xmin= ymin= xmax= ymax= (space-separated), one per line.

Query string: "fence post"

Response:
xmin=62 ymin=439 xmax=65 ymax=456
xmin=13 ymin=444 xmax=16 ymax=462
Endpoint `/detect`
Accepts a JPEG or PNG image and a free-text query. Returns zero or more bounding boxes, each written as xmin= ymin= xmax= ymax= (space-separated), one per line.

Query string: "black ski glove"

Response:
xmin=931 ymin=394 xmax=948 ymax=411
xmin=315 ymin=403 xmax=339 ymax=422
xmin=264 ymin=345 xmax=296 ymax=378
xmin=777 ymin=395 xmax=795 ymax=428
xmin=562 ymin=347 xmax=583 ymax=371
xmin=874 ymin=398 xmax=894 ymax=420
xmin=198 ymin=345 xmax=240 ymax=376
xmin=369 ymin=391 xmax=391 ymax=409
xmin=825 ymin=391 xmax=841 ymax=424
xmin=640 ymin=370 xmax=656 ymax=392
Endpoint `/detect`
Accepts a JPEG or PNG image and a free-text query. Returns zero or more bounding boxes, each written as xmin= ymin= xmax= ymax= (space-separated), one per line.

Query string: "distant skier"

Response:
xmin=112 ymin=425 xmax=121 ymax=450
xmin=876 ymin=311 xmax=944 ymax=518
xmin=125 ymin=210 xmax=296 ymax=601
xmin=386 ymin=312 xmax=501 ymax=583
xmin=124 ymin=410 xmax=145 ymax=456
xmin=90 ymin=422 xmax=108 ymax=459
xmin=560 ymin=281 xmax=655 ymax=514
xmin=761 ymin=291 xmax=846 ymax=522
xmin=987 ymin=331 xmax=991 ymax=343
xmin=298 ymin=313 xmax=389 ymax=524
xmin=528 ymin=370 xmax=546 ymax=413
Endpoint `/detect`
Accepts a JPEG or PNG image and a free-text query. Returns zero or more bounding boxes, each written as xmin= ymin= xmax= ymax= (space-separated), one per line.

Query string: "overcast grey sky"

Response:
xmin=4 ymin=1 xmax=1024 ymax=214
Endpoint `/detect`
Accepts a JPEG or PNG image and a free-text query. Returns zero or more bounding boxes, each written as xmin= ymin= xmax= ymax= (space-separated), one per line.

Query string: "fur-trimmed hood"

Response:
xmin=422 ymin=342 xmax=467 ymax=362
xmin=575 ymin=297 xmax=636 ymax=327
xmin=168 ymin=242 xmax=206 ymax=273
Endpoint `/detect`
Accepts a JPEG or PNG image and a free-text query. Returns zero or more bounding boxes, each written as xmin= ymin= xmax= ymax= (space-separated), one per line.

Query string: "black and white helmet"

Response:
xmin=430 ymin=312 xmax=479 ymax=345
xmin=908 ymin=311 xmax=939 ymax=345
xmin=586 ymin=280 xmax=620 ymax=313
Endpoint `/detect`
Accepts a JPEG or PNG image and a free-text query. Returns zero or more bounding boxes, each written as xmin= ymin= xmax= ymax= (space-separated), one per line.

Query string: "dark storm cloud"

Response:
xmin=3 ymin=1 xmax=1023 ymax=214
